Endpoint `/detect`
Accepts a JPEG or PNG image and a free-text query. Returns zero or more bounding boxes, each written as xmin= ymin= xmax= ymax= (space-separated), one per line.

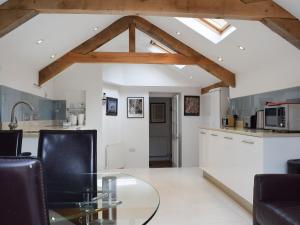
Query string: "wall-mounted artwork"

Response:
xmin=150 ymin=103 xmax=166 ymax=123
xmin=127 ymin=97 xmax=144 ymax=118
xmin=184 ymin=96 xmax=200 ymax=116
xmin=106 ymin=97 xmax=118 ymax=116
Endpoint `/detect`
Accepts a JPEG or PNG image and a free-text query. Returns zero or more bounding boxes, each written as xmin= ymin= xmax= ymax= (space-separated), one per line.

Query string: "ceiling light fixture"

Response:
xmin=93 ymin=27 xmax=99 ymax=31
xmin=50 ymin=54 xmax=56 ymax=59
xmin=36 ymin=39 xmax=44 ymax=45
xmin=176 ymin=31 xmax=181 ymax=35
xmin=218 ymin=57 xmax=223 ymax=62
xmin=238 ymin=45 xmax=246 ymax=50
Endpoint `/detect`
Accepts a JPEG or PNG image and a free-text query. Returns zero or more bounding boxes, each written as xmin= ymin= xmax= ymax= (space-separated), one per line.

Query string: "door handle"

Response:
xmin=242 ymin=140 xmax=255 ymax=145
xmin=200 ymin=132 xmax=206 ymax=134
xmin=210 ymin=134 xmax=218 ymax=137
xmin=224 ymin=137 xmax=233 ymax=140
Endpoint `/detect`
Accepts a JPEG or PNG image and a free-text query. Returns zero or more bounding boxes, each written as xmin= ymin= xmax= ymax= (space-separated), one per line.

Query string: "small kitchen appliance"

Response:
xmin=256 ymin=110 xmax=265 ymax=130
xmin=264 ymin=103 xmax=300 ymax=131
xmin=222 ymin=115 xmax=236 ymax=127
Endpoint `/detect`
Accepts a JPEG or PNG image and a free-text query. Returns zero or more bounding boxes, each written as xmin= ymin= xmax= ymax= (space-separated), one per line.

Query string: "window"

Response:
xmin=148 ymin=40 xmax=186 ymax=69
xmin=200 ymin=18 xmax=231 ymax=34
xmin=175 ymin=17 xmax=236 ymax=44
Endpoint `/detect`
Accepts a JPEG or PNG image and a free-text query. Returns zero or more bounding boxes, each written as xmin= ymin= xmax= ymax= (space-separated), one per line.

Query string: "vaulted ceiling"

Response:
xmin=0 ymin=0 xmax=300 ymax=89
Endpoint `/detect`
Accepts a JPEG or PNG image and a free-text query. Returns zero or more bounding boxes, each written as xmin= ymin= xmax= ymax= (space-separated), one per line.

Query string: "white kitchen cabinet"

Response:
xmin=199 ymin=128 xmax=300 ymax=204
xmin=202 ymin=131 xmax=263 ymax=202
xmin=200 ymin=88 xmax=229 ymax=129
xmin=22 ymin=136 xmax=39 ymax=156
xmin=199 ymin=130 xmax=206 ymax=167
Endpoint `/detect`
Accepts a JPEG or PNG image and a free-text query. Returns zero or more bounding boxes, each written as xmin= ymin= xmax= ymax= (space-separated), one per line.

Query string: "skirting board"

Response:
xmin=203 ymin=171 xmax=253 ymax=213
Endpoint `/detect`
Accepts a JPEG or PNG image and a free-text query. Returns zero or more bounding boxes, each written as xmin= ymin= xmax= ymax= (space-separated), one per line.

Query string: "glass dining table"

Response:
xmin=47 ymin=173 xmax=160 ymax=225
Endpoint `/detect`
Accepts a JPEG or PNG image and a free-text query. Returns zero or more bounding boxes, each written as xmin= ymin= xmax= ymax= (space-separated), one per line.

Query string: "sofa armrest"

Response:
xmin=254 ymin=174 xmax=300 ymax=202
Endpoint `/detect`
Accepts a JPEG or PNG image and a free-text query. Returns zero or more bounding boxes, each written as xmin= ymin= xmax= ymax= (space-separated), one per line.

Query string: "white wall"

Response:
xmin=230 ymin=56 xmax=300 ymax=98
xmin=119 ymin=87 xmax=150 ymax=168
xmin=180 ymin=90 xmax=201 ymax=167
xmin=102 ymin=64 xmax=213 ymax=87
xmin=0 ymin=62 xmax=54 ymax=99
xmin=102 ymin=85 xmax=201 ymax=168
xmin=52 ymin=64 xmax=104 ymax=169
xmin=101 ymin=83 xmax=123 ymax=167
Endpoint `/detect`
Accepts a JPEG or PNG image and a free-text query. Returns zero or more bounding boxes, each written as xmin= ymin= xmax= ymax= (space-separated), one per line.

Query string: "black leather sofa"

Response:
xmin=253 ymin=174 xmax=300 ymax=225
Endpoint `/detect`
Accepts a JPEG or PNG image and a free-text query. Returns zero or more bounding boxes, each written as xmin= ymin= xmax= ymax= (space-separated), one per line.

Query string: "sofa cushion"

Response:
xmin=256 ymin=201 xmax=300 ymax=225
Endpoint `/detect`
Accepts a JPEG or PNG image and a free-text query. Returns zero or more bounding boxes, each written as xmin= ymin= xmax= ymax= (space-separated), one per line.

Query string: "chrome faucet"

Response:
xmin=8 ymin=101 xmax=35 ymax=130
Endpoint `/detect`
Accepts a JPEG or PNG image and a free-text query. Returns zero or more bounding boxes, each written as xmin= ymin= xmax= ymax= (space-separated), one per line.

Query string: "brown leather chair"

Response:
xmin=37 ymin=130 xmax=97 ymax=208
xmin=253 ymin=174 xmax=300 ymax=225
xmin=0 ymin=130 xmax=23 ymax=156
xmin=0 ymin=157 xmax=49 ymax=225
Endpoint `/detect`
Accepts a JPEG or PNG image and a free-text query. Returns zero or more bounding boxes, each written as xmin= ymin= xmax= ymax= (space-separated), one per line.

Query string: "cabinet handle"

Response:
xmin=224 ymin=137 xmax=233 ymax=140
xmin=200 ymin=132 xmax=206 ymax=134
xmin=242 ymin=140 xmax=255 ymax=145
xmin=211 ymin=134 xmax=218 ymax=137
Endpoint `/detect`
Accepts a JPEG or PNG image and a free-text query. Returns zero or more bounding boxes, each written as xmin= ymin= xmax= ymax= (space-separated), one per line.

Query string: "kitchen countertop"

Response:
xmin=199 ymin=127 xmax=300 ymax=138
xmin=23 ymin=125 xmax=85 ymax=137
xmin=1 ymin=121 xmax=87 ymax=138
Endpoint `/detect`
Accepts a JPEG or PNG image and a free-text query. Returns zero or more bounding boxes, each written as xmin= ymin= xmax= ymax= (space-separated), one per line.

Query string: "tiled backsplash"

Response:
xmin=0 ymin=85 xmax=66 ymax=122
xmin=230 ymin=86 xmax=300 ymax=119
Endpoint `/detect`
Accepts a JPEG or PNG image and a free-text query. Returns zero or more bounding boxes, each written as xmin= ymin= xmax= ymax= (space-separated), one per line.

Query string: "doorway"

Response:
xmin=149 ymin=93 xmax=181 ymax=168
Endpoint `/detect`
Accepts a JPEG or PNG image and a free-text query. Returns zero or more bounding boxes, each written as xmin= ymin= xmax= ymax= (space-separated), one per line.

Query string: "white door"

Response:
xmin=172 ymin=94 xmax=181 ymax=167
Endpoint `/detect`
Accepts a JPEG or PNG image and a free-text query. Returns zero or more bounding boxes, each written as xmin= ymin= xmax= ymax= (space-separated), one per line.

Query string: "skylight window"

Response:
xmin=201 ymin=18 xmax=230 ymax=34
xmin=175 ymin=17 xmax=236 ymax=44
xmin=148 ymin=40 xmax=186 ymax=69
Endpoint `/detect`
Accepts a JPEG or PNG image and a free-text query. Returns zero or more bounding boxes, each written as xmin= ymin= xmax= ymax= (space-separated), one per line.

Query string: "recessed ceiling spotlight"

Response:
xmin=176 ymin=31 xmax=181 ymax=35
xmin=218 ymin=57 xmax=223 ymax=62
xmin=50 ymin=54 xmax=56 ymax=59
xmin=238 ymin=45 xmax=246 ymax=50
xmin=36 ymin=39 xmax=44 ymax=45
xmin=93 ymin=26 xmax=99 ymax=31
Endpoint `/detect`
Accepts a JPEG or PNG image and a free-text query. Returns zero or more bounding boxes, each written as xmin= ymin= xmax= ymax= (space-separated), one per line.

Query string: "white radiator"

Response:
xmin=105 ymin=142 xmax=126 ymax=169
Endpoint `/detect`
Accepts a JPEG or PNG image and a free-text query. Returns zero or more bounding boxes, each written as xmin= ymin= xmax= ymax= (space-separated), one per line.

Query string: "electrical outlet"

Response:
xmin=129 ymin=148 xmax=136 ymax=153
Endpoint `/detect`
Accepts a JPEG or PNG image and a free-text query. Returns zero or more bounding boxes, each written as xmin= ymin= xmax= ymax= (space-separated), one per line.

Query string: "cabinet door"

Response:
xmin=236 ymin=135 xmax=263 ymax=202
xmin=207 ymin=131 xmax=222 ymax=178
xmin=22 ymin=137 xmax=39 ymax=156
xmin=218 ymin=133 xmax=236 ymax=188
xmin=199 ymin=129 xmax=209 ymax=169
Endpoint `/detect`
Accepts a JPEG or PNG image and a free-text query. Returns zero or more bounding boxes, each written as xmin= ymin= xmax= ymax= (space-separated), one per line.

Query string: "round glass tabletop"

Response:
xmin=47 ymin=172 xmax=160 ymax=225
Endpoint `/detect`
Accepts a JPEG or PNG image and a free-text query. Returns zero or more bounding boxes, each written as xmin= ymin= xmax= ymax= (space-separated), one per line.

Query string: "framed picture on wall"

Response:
xmin=150 ymin=103 xmax=166 ymax=123
xmin=106 ymin=97 xmax=118 ymax=116
xmin=184 ymin=96 xmax=200 ymax=116
xmin=127 ymin=97 xmax=144 ymax=118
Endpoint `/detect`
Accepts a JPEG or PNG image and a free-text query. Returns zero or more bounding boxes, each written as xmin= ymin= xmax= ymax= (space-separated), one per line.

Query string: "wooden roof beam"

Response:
xmin=133 ymin=16 xmax=236 ymax=87
xmin=261 ymin=18 xmax=300 ymax=50
xmin=39 ymin=16 xmax=132 ymax=85
xmin=201 ymin=82 xmax=229 ymax=95
xmin=65 ymin=52 xmax=200 ymax=65
xmin=239 ymin=0 xmax=300 ymax=50
xmin=129 ymin=23 xmax=136 ymax=52
xmin=0 ymin=9 xmax=37 ymax=38
xmin=39 ymin=16 xmax=236 ymax=87
xmin=240 ymin=0 xmax=269 ymax=3
xmin=1 ymin=0 xmax=293 ymax=20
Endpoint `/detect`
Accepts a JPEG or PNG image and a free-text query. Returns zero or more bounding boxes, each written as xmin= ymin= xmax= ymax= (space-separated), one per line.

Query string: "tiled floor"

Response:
xmin=122 ymin=168 xmax=252 ymax=225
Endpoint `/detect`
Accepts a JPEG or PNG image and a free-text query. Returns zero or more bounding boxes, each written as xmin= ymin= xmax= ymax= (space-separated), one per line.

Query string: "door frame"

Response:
xmin=148 ymin=92 xmax=182 ymax=168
